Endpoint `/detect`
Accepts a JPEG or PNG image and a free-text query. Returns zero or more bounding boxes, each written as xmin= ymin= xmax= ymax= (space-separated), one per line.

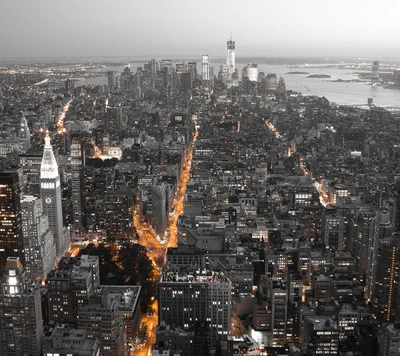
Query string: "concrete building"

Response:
xmin=78 ymin=287 xmax=126 ymax=356
xmin=0 ymin=172 xmax=24 ymax=274
xmin=42 ymin=325 xmax=100 ymax=356
xmin=157 ymin=268 xmax=232 ymax=346
xmin=21 ymin=195 xmax=56 ymax=279
xmin=0 ymin=257 xmax=43 ymax=356
xmin=202 ymin=55 xmax=210 ymax=81
xmin=379 ymin=322 xmax=400 ymax=356
xmin=47 ymin=255 xmax=100 ymax=324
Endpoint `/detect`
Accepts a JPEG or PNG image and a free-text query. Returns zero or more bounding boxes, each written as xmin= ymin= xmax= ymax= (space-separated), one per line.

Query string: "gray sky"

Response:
xmin=1 ymin=0 xmax=399 ymax=58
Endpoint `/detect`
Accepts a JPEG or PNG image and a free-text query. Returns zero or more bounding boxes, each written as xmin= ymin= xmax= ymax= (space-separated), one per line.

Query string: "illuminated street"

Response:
xmin=56 ymin=99 xmax=73 ymax=135
xmin=133 ymin=129 xmax=198 ymax=355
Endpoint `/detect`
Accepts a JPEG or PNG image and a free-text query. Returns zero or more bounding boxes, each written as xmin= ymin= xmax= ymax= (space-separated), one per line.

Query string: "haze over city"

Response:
xmin=2 ymin=1 xmax=400 ymax=356
xmin=1 ymin=0 xmax=400 ymax=58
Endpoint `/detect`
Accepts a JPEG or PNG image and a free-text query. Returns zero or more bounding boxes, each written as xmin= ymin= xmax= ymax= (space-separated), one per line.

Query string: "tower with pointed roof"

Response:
xmin=40 ymin=132 xmax=66 ymax=257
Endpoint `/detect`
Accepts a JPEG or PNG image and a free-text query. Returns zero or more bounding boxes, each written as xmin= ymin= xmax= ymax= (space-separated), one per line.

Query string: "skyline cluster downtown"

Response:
xmin=0 ymin=31 xmax=400 ymax=356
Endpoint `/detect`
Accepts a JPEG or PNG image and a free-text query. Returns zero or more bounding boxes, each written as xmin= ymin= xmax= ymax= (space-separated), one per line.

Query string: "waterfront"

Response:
xmin=78 ymin=62 xmax=400 ymax=107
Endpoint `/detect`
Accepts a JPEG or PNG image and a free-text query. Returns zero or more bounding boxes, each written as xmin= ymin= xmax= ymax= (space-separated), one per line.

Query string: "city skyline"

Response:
xmin=1 ymin=0 xmax=400 ymax=58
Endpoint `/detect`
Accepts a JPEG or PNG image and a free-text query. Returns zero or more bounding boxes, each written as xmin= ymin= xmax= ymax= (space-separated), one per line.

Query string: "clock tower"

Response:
xmin=40 ymin=132 xmax=66 ymax=257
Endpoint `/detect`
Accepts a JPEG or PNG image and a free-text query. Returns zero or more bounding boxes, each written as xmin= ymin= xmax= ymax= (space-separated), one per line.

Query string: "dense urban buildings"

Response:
xmin=1 ymin=34 xmax=400 ymax=356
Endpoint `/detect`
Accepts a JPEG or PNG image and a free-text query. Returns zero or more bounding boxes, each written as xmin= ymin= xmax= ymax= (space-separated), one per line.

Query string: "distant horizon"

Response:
xmin=1 ymin=0 xmax=399 ymax=60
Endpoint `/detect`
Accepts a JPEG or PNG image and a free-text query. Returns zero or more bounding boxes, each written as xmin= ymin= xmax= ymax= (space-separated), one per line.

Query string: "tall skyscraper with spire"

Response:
xmin=226 ymin=35 xmax=235 ymax=78
xmin=40 ymin=132 xmax=67 ymax=257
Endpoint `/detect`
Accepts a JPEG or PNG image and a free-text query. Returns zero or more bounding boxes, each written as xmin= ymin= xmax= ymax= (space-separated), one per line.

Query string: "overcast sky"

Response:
xmin=1 ymin=0 xmax=399 ymax=58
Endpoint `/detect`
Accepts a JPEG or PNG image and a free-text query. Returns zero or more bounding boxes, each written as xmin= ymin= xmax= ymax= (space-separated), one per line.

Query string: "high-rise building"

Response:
xmin=47 ymin=255 xmax=100 ymax=324
xmin=366 ymin=209 xmax=395 ymax=301
xmin=65 ymin=79 xmax=75 ymax=95
xmin=160 ymin=59 xmax=172 ymax=73
xmin=19 ymin=152 xmax=43 ymax=196
xmin=188 ymin=61 xmax=197 ymax=83
xmin=108 ymin=71 xmax=116 ymax=91
xmin=321 ymin=208 xmax=345 ymax=251
xmin=151 ymin=182 xmax=168 ymax=238
xmin=21 ymin=195 xmax=56 ymax=279
xmin=271 ymin=279 xmax=288 ymax=346
xmin=242 ymin=64 xmax=258 ymax=82
xmin=70 ymin=140 xmax=84 ymax=236
xmin=0 ymin=257 xmax=43 ymax=356
xmin=378 ymin=322 xmax=400 ymax=356
xmin=157 ymin=268 xmax=232 ymax=346
xmin=78 ymin=287 xmax=126 ymax=356
xmin=0 ymin=172 xmax=24 ymax=274
xmin=371 ymin=232 xmax=400 ymax=322
xmin=40 ymin=132 xmax=68 ymax=257
xmin=181 ymin=72 xmax=192 ymax=92
xmin=202 ymin=55 xmax=210 ymax=81
xmin=226 ymin=36 xmax=235 ymax=78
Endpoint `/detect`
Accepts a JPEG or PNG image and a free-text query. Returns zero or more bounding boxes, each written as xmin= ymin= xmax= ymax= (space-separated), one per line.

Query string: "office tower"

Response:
xmin=78 ymin=287 xmax=126 ymax=356
xmin=304 ymin=318 xmax=339 ymax=356
xmin=242 ymin=64 xmax=258 ymax=82
xmin=47 ymin=255 xmax=100 ymax=324
xmin=151 ymin=182 xmax=168 ymax=238
xmin=40 ymin=132 xmax=67 ymax=257
xmin=21 ymin=195 xmax=56 ymax=279
xmin=65 ymin=78 xmax=74 ymax=95
xmin=266 ymin=73 xmax=278 ymax=89
xmin=366 ymin=209 xmax=395 ymax=301
xmin=108 ymin=71 xmax=116 ymax=91
xmin=371 ymin=232 xmax=400 ymax=322
xmin=175 ymin=63 xmax=185 ymax=74
xmin=157 ymin=269 xmax=232 ymax=346
xmin=372 ymin=61 xmax=380 ymax=81
xmin=0 ymin=172 xmax=24 ymax=274
xmin=188 ymin=61 xmax=197 ymax=83
xmin=181 ymin=72 xmax=192 ymax=92
xmin=42 ymin=326 xmax=100 ymax=356
xmin=271 ymin=279 xmax=288 ymax=346
xmin=351 ymin=211 xmax=375 ymax=281
xmin=160 ymin=59 xmax=172 ymax=72
xmin=392 ymin=180 xmax=400 ymax=231
xmin=19 ymin=152 xmax=43 ymax=196
xmin=105 ymin=170 xmax=134 ymax=241
xmin=218 ymin=64 xmax=230 ymax=83
xmin=70 ymin=140 xmax=84 ymax=236
xmin=0 ymin=257 xmax=43 ymax=356
xmin=378 ymin=323 xmax=400 ymax=356
xmin=202 ymin=54 xmax=210 ymax=81
xmin=226 ymin=36 xmax=235 ymax=77
xmin=321 ymin=208 xmax=345 ymax=250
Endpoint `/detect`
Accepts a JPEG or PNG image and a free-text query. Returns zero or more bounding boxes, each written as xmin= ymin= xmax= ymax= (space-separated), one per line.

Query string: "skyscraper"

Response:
xmin=108 ymin=71 xmax=116 ymax=91
xmin=202 ymin=55 xmax=210 ymax=81
xmin=70 ymin=140 xmax=84 ymax=236
xmin=0 ymin=172 xmax=24 ymax=274
xmin=226 ymin=36 xmax=235 ymax=78
xmin=40 ymin=132 xmax=67 ymax=257
xmin=151 ymin=182 xmax=168 ymax=238
xmin=0 ymin=257 xmax=43 ymax=356
xmin=21 ymin=195 xmax=56 ymax=279
xmin=371 ymin=232 xmax=400 ymax=322
xmin=157 ymin=269 xmax=232 ymax=346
